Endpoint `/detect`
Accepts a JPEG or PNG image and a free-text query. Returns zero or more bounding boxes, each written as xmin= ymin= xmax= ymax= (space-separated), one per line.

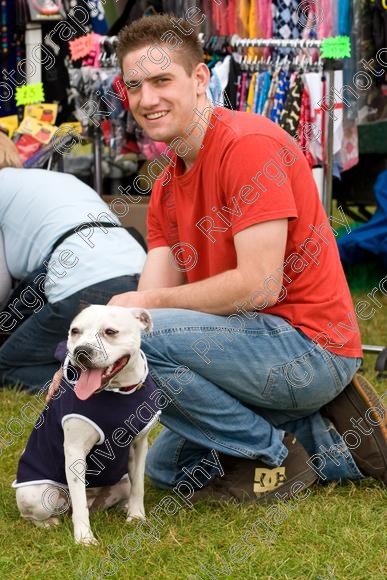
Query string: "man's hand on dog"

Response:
xmin=45 ymin=367 xmax=63 ymax=402
xmin=108 ymin=290 xmax=153 ymax=308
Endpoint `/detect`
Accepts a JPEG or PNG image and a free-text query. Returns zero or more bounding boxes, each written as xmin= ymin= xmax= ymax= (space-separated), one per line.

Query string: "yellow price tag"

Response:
xmin=15 ymin=83 xmax=45 ymax=106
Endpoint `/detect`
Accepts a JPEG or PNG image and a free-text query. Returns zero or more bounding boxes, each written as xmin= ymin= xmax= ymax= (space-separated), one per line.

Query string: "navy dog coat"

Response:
xmin=13 ymin=348 xmax=160 ymax=489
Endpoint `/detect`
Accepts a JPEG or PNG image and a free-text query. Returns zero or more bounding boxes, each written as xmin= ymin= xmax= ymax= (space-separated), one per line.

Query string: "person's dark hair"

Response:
xmin=117 ymin=14 xmax=204 ymax=76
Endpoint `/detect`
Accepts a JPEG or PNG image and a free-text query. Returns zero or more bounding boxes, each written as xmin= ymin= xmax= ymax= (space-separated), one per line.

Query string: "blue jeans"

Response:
xmin=142 ymin=309 xmax=363 ymax=484
xmin=0 ymin=275 xmax=139 ymax=392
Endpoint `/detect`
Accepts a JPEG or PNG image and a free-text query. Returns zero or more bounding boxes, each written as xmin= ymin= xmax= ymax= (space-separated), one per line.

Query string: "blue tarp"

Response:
xmin=338 ymin=170 xmax=387 ymax=268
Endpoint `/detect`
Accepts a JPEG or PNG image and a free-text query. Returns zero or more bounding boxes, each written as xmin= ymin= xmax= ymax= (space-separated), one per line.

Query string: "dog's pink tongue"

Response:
xmin=74 ymin=368 xmax=104 ymax=400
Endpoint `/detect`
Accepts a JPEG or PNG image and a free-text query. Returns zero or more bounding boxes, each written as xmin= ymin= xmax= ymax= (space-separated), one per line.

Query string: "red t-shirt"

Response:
xmin=147 ymin=107 xmax=363 ymax=358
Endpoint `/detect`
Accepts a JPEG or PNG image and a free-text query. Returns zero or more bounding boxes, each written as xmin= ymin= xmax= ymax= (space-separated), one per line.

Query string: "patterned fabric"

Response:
xmin=279 ymin=74 xmax=304 ymax=135
xmin=87 ymin=0 xmax=109 ymax=34
xmin=253 ymin=72 xmax=265 ymax=113
xmin=257 ymin=71 xmax=272 ymax=114
xmin=298 ymin=86 xmax=314 ymax=168
xmin=272 ymin=0 xmax=305 ymax=39
xmin=262 ymin=70 xmax=279 ymax=117
xmin=239 ymin=72 xmax=248 ymax=111
xmin=246 ymin=72 xmax=257 ymax=113
xmin=65 ymin=0 xmax=93 ymax=35
xmin=269 ymin=70 xmax=290 ymax=123
xmin=210 ymin=56 xmax=232 ymax=107
xmin=253 ymin=72 xmax=262 ymax=113
xmin=272 ymin=0 xmax=308 ymax=59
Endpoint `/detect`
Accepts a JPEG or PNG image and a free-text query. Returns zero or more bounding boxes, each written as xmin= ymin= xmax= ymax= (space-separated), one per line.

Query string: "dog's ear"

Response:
xmin=77 ymin=301 xmax=91 ymax=313
xmin=68 ymin=302 xmax=91 ymax=332
xmin=130 ymin=308 xmax=153 ymax=332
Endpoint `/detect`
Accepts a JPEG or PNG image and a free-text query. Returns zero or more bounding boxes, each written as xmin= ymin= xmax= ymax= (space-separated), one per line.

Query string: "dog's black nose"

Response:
xmin=73 ymin=345 xmax=94 ymax=368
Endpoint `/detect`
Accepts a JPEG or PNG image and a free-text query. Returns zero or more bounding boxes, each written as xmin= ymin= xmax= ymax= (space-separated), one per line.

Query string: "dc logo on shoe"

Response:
xmin=253 ymin=467 xmax=286 ymax=493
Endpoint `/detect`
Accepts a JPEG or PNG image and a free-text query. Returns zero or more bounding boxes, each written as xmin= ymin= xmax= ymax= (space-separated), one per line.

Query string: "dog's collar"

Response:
xmin=63 ymin=354 xmax=76 ymax=386
xmin=62 ymin=350 xmax=149 ymax=395
xmin=109 ymin=350 xmax=149 ymax=395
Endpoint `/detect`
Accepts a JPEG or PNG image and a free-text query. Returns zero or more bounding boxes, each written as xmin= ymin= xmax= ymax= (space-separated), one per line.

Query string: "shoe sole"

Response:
xmin=351 ymin=374 xmax=387 ymax=438
xmin=325 ymin=373 xmax=386 ymax=483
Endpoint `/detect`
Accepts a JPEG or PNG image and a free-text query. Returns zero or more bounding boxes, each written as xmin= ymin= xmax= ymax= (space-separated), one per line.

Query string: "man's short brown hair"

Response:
xmin=0 ymin=132 xmax=22 ymax=169
xmin=117 ymin=14 xmax=204 ymax=76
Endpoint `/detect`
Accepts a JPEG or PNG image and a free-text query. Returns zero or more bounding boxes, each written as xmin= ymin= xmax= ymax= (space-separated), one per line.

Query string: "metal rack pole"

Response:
xmin=229 ymin=36 xmax=323 ymax=49
xmin=93 ymin=123 xmax=103 ymax=196
xmin=324 ymin=67 xmax=335 ymax=217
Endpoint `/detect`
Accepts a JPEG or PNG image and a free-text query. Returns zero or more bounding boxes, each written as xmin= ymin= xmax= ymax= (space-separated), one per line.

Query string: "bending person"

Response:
xmin=0 ymin=133 xmax=146 ymax=392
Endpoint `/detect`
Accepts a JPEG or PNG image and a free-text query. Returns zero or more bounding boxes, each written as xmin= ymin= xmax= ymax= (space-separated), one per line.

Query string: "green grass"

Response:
xmin=0 ymin=290 xmax=386 ymax=580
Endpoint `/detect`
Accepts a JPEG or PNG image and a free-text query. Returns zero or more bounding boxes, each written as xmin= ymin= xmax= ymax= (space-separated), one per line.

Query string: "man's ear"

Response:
xmin=130 ymin=308 xmax=153 ymax=332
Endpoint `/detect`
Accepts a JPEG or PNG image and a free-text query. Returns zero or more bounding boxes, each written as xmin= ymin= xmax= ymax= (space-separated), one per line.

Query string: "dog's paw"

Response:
xmin=126 ymin=514 xmax=146 ymax=524
xmin=75 ymin=531 xmax=99 ymax=546
xmin=80 ymin=537 xmax=99 ymax=546
xmin=33 ymin=516 xmax=60 ymax=528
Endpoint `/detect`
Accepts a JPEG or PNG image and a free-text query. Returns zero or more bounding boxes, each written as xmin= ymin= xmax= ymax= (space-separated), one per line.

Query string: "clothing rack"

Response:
xmin=229 ymin=35 xmax=337 ymax=217
xmin=68 ymin=36 xmax=120 ymax=194
xmin=91 ymin=34 xmax=336 ymax=212
xmin=80 ymin=34 xmax=341 ymax=213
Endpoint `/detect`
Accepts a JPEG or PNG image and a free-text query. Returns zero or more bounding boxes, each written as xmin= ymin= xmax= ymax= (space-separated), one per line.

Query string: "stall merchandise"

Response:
xmin=0 ymin=1 xmax=385 ymax=189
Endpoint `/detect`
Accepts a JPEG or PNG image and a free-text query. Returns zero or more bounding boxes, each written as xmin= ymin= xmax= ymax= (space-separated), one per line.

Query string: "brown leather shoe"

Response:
xmin=192 ymin=434 xmax=318 ymax=504
xmin=323 ymin=373 xmax=387 ymax=484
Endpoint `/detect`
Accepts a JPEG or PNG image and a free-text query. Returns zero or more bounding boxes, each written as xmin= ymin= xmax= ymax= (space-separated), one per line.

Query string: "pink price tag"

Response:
xmin=69 ymin=34 xmax=94 ymax=61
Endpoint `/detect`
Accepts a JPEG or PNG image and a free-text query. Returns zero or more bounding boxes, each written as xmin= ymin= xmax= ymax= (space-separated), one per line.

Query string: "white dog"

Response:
xmin=13 ymin=305 xmax=160 ymax=545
